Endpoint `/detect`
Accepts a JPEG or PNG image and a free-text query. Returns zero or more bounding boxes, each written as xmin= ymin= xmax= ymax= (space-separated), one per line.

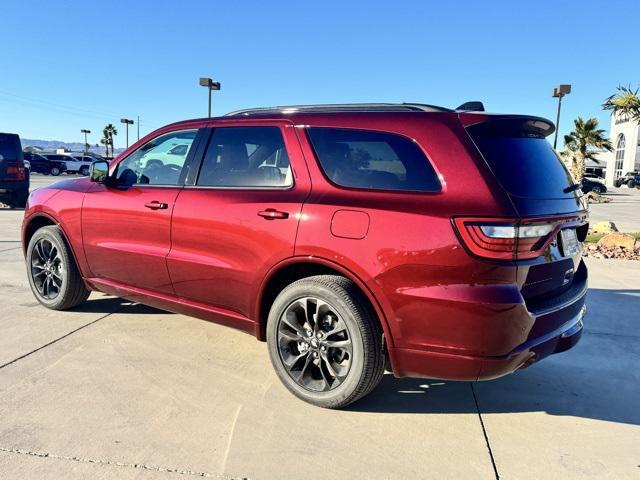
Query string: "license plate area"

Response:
xmin=559 ymin=228 xmax=580 ymax=257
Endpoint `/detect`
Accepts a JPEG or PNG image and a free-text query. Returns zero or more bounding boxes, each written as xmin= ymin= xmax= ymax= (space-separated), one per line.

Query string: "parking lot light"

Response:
xmin=120 ymin=118 xmax=134 ymax=148
xmin=199 ymin=77 xmax=221 ymax=117
xmin=552 ymin=84 xmax=572 ymax=149
xmin=80 ymin=129 xmax=91 ymax=155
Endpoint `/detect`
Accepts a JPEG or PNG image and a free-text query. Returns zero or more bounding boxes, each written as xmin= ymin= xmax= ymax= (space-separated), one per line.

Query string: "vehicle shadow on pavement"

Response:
xmin=69 ymin=295 xmax=171 ymax=315
xmin=349 ymin=287 xmax=640 ymax=427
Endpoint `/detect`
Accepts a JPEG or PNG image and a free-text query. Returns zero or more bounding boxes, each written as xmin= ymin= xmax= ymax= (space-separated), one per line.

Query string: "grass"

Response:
xmin=585 ymin=232 xmax=640 ymax=243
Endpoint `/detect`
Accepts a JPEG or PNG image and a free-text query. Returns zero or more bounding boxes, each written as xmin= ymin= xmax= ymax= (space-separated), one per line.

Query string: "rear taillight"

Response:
xmin=5 ymin=160 xmax=26 ymax=181
xmin=453 ymin=217 xmax=559 ymax=260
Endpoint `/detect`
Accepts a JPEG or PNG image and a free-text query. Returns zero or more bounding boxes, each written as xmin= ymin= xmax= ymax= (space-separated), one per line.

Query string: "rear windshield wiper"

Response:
xmin=563 ymin=184 xmax=582 ymax=193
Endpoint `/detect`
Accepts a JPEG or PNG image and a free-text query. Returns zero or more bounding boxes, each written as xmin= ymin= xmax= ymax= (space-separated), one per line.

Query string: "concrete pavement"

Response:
xmin=0 ymin=176 xmax=638 ymax=479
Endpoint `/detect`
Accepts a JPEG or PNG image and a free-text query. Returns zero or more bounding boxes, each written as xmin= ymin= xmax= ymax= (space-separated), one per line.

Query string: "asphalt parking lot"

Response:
xmin=0 ymin=175 xmax=638 ymax=479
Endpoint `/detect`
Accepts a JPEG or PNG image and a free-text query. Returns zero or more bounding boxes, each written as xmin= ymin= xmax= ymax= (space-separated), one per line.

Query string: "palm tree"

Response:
xmin=602 ymin=85 xmax=640 ymax=123
xmin=100 ymin=137 xmax=110 ymax=158
xmin=102 ymin=124 xmax=118 ymax=158
xmin=562 ymin=117 xmax=612 ymax=182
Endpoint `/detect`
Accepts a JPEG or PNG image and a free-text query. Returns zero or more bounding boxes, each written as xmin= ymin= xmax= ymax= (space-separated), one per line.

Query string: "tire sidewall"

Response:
xmin=266 ymin=281 xmax=366 ymax=406
xmin=26 ymin=227 xmax=72 ymax=309
xmin=51 ymin=167 xmax=60 ymax=176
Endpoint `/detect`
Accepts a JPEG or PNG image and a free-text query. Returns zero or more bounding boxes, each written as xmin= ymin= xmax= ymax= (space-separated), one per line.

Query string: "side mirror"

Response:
xmin=90 ymin=160 xmax=109 ymax=183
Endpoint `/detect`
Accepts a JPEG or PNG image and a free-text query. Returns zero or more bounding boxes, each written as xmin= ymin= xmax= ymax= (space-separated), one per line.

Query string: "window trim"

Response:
xmin=304 ymin=126 xmax=442 ymax=195
xmin=187 ymin=125 xmax=296 ymax=191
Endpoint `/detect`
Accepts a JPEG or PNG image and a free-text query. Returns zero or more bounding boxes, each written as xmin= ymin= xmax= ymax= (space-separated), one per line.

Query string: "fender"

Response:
xmin=255 ymin=255 xmax=399 ymax=369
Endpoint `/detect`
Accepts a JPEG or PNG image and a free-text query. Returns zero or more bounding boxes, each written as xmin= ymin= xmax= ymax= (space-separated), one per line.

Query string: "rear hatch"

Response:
xmin=460 ymin=114 xmax=588 ymax=318
xmin=0 ymin=133 xmax=26 ymax=183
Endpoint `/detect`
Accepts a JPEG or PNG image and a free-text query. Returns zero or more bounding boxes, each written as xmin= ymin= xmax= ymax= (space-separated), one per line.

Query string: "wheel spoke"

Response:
xmin=281 ymin=311 xmax=306 ymax=339
xmin=294 ymin=353 xmax=313 ymax=383
xmin=324 ymin=338 xmax=352 ymax=349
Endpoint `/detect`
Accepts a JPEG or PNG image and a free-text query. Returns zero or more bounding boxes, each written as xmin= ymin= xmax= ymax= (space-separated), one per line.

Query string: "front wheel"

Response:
xmin=266 ymin=275 xmax=385 ymax=409
xmin=50 ymin=166 xmax=61 ymax=176
xmin=628 ymin=179 xmax=637 ymax=188
xmin=79 ymin=166 xmax=90 ymax=176
xmin=592 ymin=185 xmax=602 ymax=194
xmin=26 ymin=226 xmax=90 ymax=310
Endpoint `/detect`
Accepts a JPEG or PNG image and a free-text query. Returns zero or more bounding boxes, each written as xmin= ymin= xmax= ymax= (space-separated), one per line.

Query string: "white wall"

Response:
xmin=605 ymin=113 xmax=640 ymax=186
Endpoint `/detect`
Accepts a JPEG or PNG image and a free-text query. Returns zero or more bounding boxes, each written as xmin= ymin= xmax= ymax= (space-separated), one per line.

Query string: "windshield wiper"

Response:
xmin=563 ymin=184 xmax=582 ymax=193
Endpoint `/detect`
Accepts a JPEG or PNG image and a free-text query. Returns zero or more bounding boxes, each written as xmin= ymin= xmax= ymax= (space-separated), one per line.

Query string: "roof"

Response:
xmin=224 ymin=103 xmax=453 ymax=117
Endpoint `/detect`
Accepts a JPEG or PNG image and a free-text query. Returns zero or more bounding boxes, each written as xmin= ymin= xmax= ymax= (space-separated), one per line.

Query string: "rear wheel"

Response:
xmin=266 ymin=275 xmax=385 ymax=408
xmin=26 ymin=226 xmax=90 ymax=310
xmin=614 ymin=180 xmax=622 ymax=188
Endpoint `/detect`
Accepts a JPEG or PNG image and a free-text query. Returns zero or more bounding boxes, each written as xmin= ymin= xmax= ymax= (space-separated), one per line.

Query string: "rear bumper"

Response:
xmin=390 ymin=302 xmax=586 ymax=381
xmin=0 ymin=180 xmax=28 ymax=198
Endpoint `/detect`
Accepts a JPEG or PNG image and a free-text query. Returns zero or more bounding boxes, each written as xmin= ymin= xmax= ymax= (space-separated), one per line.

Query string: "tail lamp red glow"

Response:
xmin=453 ymin=217 xmax=559 ymax=260
xmin=5 ymin=160 xmax=26 ymax=181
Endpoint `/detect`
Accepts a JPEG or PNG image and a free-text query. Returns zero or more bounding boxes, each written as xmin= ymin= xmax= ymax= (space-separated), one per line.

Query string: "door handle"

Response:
xmin=144 ymin=201 xmax=168 ymax=210
xmin=258 ymin=208 xmax=289 ymax=220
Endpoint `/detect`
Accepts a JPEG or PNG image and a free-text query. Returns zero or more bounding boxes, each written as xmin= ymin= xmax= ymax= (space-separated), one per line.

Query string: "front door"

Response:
xmin=167 ymin=123 xmax=311 ymax=319
xmin=82 ymin=128 xmax=201 ymax=294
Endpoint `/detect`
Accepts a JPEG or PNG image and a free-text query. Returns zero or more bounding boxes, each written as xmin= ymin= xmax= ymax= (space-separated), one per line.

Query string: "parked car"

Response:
xmin=581 ymin=177 xmax=607 ymax=194
xmin=23 ymin=152 xmax=67 ymax=176
xmin=0 ymin=132 xmax=29 ymax=208
xmin=42 ymin=154 xmax=91 ymax=176
xmin=68 ymin=155 xmax=95 ymax=176
xmin=22 ymin=103 xmax=588 ymax=408
xmin=614 ymin=171 xmax=640 ymax=188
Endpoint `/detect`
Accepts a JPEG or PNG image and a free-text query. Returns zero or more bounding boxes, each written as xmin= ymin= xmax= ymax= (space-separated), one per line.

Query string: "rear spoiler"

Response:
xmin=458 ymin=113 xmax=555 ymax=138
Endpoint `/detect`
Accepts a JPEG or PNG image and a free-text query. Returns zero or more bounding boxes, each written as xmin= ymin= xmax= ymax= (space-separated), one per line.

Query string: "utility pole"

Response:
xmin=80 ymin=129 xmax=91 ymax=155
xmin=120 ymin=118 xmax=134 ymax=148
xmin=552 ymin=84 xmax=572 ymax=149
xmin=199 ymin=77 xmax=221 ymax=117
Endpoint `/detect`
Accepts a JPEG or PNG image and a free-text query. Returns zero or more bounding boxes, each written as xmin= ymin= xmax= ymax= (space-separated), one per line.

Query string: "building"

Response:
xmin=600 ymin=112 xmax=640 ymax=186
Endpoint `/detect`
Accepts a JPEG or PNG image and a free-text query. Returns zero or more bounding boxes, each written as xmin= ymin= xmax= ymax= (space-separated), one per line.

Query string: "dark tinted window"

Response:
xmin=468 ymin=123 xmax=577 ymax=199
xmin=306 ymin=128 xmax=440 ymax=192
xmin=0 ymin=134 xmax=22 ymax=161
xmin=197 ymin=127 xmax=292 ymax=187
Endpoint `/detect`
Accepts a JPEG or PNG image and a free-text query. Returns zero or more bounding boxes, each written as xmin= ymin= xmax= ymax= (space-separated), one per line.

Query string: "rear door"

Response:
xmin=82 ymin=127 xmax=202 ymax=294
xmin=167 ymin=121 xmax=310 ymax=320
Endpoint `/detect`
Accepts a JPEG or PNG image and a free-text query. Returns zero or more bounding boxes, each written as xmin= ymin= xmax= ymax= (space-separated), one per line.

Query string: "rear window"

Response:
xmin=468 ymin=123 xmax=577 ymax=199
xmin=0 ymin=134 xmax=22 ymax=161
xmin=307 ymin=128 xmax=441 ymax=192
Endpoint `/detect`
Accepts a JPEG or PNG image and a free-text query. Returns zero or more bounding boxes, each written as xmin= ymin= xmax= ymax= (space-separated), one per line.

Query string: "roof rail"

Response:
xmin=224 ymin=103 xmax=452 ymax=117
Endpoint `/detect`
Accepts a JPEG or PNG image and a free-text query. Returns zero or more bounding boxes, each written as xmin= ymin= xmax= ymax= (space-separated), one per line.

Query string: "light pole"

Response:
xmin=552 ymin=84 xmax=572 ymax=149
xmin=80 ymin=129 xmax=91 ymax=155
xmin=120 ymin=118 xmax=134 ymax=148
xmin=199 ymin=77 xmax=221 ymax=117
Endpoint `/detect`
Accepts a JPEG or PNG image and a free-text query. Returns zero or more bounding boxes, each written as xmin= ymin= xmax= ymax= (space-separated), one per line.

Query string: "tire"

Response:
xmin=592 ymin=185 xmax=602 ymax=194
xmin=266 ymin=275 xmax=385 ymax=409
xmin=9 ymin=189 xmax=28 ymax=209
xmin=614 ymin=180 xmax=622 ymax=188
xmin=26 ymin=226 xmax=90 ymax=310
xmin=79 ymin=166 xmax=90 ymax=176
xmin=628 ymin=179 xmax=636 ymax=188
xmin=50 ymin=166 xmax=61 ymax=176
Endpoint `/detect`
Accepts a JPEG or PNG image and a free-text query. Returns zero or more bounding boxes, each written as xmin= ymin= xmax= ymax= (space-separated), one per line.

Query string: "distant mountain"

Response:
xmin=21 ymin=138 xmax=124 ymax=154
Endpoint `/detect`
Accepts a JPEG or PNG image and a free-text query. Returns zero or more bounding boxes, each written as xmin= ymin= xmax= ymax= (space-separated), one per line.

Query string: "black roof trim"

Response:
xmin=224 ymin=103 xmax=453 ymax=117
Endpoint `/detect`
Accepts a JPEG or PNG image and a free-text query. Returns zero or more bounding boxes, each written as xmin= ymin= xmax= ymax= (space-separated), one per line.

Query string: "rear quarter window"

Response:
xmin=306 ymin=128 xmax=441 ymax=192
xmin=0 ymin=134 xmax=22 ymax=161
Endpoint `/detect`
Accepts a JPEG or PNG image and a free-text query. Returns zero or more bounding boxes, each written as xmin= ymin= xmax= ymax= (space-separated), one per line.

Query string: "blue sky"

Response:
xmin=1 ymin=0 xmax=638 ymax=149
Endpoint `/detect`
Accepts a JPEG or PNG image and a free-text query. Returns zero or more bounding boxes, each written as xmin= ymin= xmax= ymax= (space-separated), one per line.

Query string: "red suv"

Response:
xmin=22 ymin=103 xmax=588 ymax=408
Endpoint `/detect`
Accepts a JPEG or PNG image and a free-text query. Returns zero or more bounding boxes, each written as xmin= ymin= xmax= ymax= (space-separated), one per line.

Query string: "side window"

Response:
xmin=115 ymin=129 xmax=197 ymax=186
xmin=197 ymin=127 xmax=292 ymax=188
xmin=306 ymin=128 xmax=441 ymax=192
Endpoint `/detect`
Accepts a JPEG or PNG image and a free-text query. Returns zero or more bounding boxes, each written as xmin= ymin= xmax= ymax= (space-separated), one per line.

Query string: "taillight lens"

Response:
xmin=453 ymin=217 xmax=558 ymax=260
xmin=5 ymin=160 xmax=26 ymax=181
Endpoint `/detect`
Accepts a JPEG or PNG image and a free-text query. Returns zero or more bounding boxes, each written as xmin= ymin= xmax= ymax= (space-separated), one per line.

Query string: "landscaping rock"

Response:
xmin=597 ymin=233 xmax=637 ymax=250
xmin=590 ymin=221 xmax=618 ymax=234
